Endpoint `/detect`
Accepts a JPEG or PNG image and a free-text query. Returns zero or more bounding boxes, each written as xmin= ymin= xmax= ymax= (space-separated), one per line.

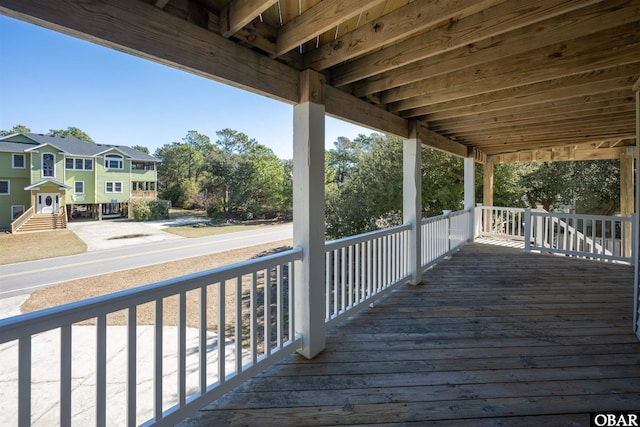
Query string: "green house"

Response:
xmin=0 ymin=132 xmax=158 ymax=232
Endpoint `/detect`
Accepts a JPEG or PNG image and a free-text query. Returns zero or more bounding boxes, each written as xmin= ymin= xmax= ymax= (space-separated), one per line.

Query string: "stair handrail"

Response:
xmin=10 ymin=206 xmax=34 ymax=233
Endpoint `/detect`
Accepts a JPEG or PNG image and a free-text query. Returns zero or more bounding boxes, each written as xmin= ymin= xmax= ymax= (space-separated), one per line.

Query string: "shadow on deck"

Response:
xmin=179 ymin=243 xmax=640 ymax=426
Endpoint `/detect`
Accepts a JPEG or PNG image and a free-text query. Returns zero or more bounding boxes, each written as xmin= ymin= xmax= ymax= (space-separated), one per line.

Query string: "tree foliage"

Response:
xmin=155 ymin=129 xmax=291 ymax=219
xmin=325 ymin=133 xmax=467 ymax=239
xmin=48 ymin=126 xmax=94 ymax=143
xmin=520 ymin=160 xmax=620 ymax=214
xmin=0 ymin=124 xmax=31 ymax=136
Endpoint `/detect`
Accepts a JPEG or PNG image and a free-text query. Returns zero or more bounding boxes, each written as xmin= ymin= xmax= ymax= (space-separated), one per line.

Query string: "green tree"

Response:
xmin=0 ymin=124 xmax=31 ymax=136
xmin=204 ymin=129 xmax=290 ymax=219
xmin=48 ymin=126 xmax=94 ymax=143
xmin=154 ymin=131 xmax=209 ymax=208
xmin=131 ymin=145 xmax=150 ymax=154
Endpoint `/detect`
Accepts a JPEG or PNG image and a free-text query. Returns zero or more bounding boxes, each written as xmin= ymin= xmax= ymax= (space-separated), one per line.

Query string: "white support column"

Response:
xmin=403 ymin=136 xmax=422 ymax=285
xmin=464 ymin=156 xmax=476 ymax=241
xmin=293 ymin=99 xmax=326 ymax=359
xmin=634 ymin=82 xmax=640 ymax=335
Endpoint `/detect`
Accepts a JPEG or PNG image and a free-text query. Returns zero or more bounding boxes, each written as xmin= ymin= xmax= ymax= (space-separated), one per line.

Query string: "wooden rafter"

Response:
xmin=336 ymin=0 xmax=606 ymax=88
xmin=274 ymin=0 xmax=386 ymax=57
xmin=219 ymin=0 xmax=278 ymax=38
xmin=304 ymin=0 xmax=499 ymax=70
xmin=1 ymin=0 xmax=638 ymax=161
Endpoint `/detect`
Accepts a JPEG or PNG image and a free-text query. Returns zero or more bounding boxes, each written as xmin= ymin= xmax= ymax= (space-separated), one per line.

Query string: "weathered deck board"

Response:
xmin=179 ymin=243 xmax=640 ymax=426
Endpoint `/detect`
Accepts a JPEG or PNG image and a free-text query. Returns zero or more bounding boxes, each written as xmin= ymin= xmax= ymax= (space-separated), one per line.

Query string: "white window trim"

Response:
xmin=104 ymin=154 xmax=124 ymax=170
xmin=105 ymin=181 xmax=123 ymax=193
xmin=11 ymin=205 xmax=25 ymax=220
xmin=0 ymin=180 xmax=9 ymax=195
xmin=41 ymin=153 xmax=56 ymax=178
xmin=65 ymin=157 xmax=94 ymax=171
xmin=12 ymin=154 xmax=26 ymax=169
xmin=75 ymin=181 xmax=85 ymax=194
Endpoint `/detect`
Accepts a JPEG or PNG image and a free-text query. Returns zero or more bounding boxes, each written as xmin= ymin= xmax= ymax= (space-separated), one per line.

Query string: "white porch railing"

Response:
xmin=477 ymin=205 xmax=637 ymax=265
xmin=525 ymin=210 xmax=637 ymax=264
xmin=324 ymin=224 xmax=411 ymax=327
xmin=421 ymin=209 xmax=472 ymax=269
xmin=476 ymin=205 xmax=526 ymax=241
xmin=1 ymin=208 xmax=474 ymax=426
xmin=0 ymin=248 xmax=302 ymax=427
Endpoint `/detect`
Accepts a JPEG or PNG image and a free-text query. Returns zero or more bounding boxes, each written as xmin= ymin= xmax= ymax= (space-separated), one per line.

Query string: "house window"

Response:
xmin=105 ymin=181 xmax=123 ymax=193
xmin=66 ymin=157 xmax=94 ymax=170
xmin=12 ymin=154 xmax=25 ymax=169
xmin=75 ymin=181 xmax=84 ymax=194
xmin=11 ymin=205 xmax=25 ymax=220
xmin=0 ymin=180 xmax=9 ymax=195
xmin=42 ymin=153 xmax=55 ymax=177
xmin=105 ymin=154 xmax=124 ymax=170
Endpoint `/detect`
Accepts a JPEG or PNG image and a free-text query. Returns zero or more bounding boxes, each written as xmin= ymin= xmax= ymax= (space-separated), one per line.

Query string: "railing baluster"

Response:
xmin=200 ymin=286 xmax=207 ymax=393
xmin=277 ymin=265 xmax=283 ymax=348
xmin=153 ymin=299 xmax=163 ymax=422
xmin=96 ymin=314 xmax=107 ymax=427
xmin=178 ymin=292 xmax=186 ymax=407
xmin=18 ymin=337 xmax=31 ymax=427
xmin=264 ymin=268 xmax=271 ymax=356
xmin=341 ymin=247 xmax=346 ymax=312
xmin=127 ymin=306 xmax=137 ymax=427
xmin=60 ymin=324 xmax=72 ymax=426
xmin=348 ymin=245 xmax=354 ymax=308
xmin=218 ymin=281 xmax=226 ymax=383
xmin=288 ymin=261 xmax=295 ymax=341
xmin=325 ymin=251 xmax=331 ymax=320
xmin=235 ymin=276 xmax=242 ymax=374
xmin=251 ymin=272 xmax=258 ymax=364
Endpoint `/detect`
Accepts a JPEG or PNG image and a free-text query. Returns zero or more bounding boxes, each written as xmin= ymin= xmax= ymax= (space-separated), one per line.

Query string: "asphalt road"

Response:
xmin=0 ymin=223 xmax=293 ymax=298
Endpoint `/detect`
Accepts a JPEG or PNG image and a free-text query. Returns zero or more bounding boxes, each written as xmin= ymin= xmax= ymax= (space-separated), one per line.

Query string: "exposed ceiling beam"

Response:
xmin=324 ymin=85 xmax=408 ymax=139
xmin=219 ymin=0 xmax=278 ymax=38
xmin=386 ymin=26 xmax=640 ymax=110
xmin=403 ymin=68 xmax=640 ymax=120
xmin=334 ymin=0 xmax=604 ymax=87
xmin=274 ymin=0 xmax=385 ymax=57
xmin=415 ymin=123 xmax=470 ymax=158
xmin=351 ymin=0 xmax=638 ymax=97
xmin=428 ymin=92 xmax=634 ymax=130
xmin=304 ymin=0 xmax=498 ymax=71
xmin=491 ymin=146 xmax=629 ymax=163
xmin=0 ymin=0 xmax=300 ymax=104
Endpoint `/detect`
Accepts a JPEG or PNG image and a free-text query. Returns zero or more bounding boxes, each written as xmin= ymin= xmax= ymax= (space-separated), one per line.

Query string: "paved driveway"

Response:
xmin=67 ymin=217 xmax=208 ymax=251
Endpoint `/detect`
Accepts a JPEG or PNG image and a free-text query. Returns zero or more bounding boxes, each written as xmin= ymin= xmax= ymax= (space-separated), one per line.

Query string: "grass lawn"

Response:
xmin=0 ymin=231 xmax=87 ymax=265
xmin=163 ymin=221 xmax=287 ymax=238
xmin=21 ymin=240 xmax=293 ymax=333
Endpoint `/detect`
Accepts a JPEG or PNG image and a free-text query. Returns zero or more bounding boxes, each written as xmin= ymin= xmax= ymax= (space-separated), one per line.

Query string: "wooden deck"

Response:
xmin=179 ymin=243 xmax=640 ymax=426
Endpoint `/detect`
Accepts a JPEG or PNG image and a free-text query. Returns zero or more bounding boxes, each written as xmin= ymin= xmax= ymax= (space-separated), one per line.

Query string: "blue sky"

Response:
xmin=0 ymin=15 xmax=373 ymax=159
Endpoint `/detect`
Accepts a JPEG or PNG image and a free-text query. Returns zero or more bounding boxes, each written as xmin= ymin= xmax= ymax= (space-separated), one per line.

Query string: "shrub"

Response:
xmin=132 ymin=199 xmax=169 ymax=221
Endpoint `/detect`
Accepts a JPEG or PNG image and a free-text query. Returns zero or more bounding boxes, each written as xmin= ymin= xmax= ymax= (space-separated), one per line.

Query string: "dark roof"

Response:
xmin=0 ymin=133 xmax=158 ymax=161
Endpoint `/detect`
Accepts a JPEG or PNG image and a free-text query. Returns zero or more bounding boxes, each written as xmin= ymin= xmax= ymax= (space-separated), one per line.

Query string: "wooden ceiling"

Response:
xmin=1 ymin=0 xmax=639 ymax=162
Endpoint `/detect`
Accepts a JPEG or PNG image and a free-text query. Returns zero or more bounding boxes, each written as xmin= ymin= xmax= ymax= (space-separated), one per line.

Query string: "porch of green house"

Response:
xmin=179 ymin=242 xmax=640 ymax=427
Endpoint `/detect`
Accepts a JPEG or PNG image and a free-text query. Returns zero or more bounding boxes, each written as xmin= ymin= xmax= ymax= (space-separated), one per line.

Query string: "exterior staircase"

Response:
xmin=15 ymin=211 xmax=67 ymax=233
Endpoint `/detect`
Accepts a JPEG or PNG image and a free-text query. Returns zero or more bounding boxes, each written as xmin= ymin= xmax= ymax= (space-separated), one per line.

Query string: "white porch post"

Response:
xmin=293 ymin=70 xmax=326 ymax=359
xmin=634 ymin=80 xmax=640 ymax=335
xmin=403 ymin=133 xmax=422 ymax=285
xmin=464 ymin=156 xmax=476 ymax=241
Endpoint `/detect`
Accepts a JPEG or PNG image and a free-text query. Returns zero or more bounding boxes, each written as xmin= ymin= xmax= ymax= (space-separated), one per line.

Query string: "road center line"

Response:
xmin=0 ymin=229 xmax=290 ymax=279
